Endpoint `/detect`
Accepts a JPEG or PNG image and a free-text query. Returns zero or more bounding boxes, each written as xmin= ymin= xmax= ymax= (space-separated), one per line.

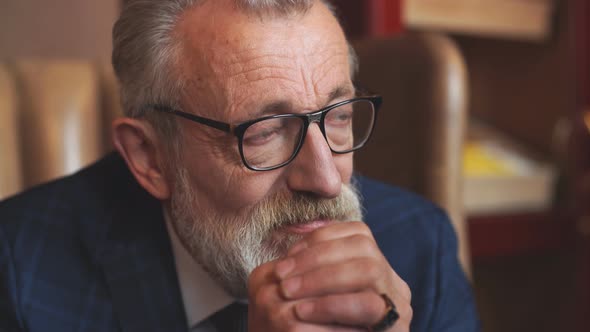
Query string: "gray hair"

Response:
xmin=112 ymin=0 xmax=357 ymax=140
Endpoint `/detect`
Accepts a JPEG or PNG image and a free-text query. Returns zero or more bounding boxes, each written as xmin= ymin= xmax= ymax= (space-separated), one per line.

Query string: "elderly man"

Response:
xmin=0 ymin=0 xmax=478 ymax=331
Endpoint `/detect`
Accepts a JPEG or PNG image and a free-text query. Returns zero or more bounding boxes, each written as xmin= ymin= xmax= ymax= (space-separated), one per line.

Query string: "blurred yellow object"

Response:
xmin=463 ymin=142 xmax=514 ymax=176
xmin=462 ymin=121 xmax=556 ymax=215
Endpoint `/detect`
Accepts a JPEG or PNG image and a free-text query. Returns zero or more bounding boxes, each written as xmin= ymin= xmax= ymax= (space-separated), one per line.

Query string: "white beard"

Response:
xmin=167 ymin=167 xmax=363 ymax=298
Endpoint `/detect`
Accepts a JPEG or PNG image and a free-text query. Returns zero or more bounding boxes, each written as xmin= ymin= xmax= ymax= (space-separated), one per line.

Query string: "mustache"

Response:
xmin=249 ymin=184 xmax=362 ymax=231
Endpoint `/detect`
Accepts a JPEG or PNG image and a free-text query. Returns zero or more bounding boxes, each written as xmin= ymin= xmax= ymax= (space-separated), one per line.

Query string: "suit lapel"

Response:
xmin=89 ymin=154 xmax=187 ymax=332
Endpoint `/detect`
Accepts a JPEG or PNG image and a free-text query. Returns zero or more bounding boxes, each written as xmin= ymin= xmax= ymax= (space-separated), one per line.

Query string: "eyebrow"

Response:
xmin=246 ymin=84 xmax=355 ymax=121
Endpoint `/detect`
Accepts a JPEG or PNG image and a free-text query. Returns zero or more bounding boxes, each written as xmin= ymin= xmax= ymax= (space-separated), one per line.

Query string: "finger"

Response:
xmin=278 ymin=234 xmax=412 ymax=305
xmin=248 ymin=259 xmax=279 ymax=297
xmin=294 ymin=291 xmax=387 ymax=327
xmin=280 ymin=257 xmax=389 ymax=299
xmin=288 ymin=221 xmax=373 ymax=255
xmin=250 ymin=282 xmax=285 ymax=311
xmin=276 ymin=233 xmax=381 ymax=279
xmin=281 ymin=259 xmax=412 ymax=308
xmin=290 ymin=323 xmax=365 ymax=332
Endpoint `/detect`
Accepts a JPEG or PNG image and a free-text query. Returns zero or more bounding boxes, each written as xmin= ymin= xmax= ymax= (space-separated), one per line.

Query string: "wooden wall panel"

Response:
xmin=332 ymin=0 xmax=402 ymax=39
xmin=453 ymin=1 xmax=574 ymax=156
xmin=0 ymin=0 xmax=119 ymax=59
xmin=576 ymin=0 xmax=590 ymax=106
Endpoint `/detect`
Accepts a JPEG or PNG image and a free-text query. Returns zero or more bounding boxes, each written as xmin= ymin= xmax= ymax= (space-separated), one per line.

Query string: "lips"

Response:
xmin=283 ymin=219 xmax=334 ymax=234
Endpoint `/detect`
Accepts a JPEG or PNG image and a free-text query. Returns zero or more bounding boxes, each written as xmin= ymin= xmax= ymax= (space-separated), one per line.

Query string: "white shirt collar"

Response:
xmin=164 ymin=215 xmax=234 ymax=329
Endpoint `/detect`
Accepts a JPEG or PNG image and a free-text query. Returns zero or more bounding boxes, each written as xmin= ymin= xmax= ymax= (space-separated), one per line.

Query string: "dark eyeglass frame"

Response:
xmin=149 ymin=95 xmax=382 ymax=171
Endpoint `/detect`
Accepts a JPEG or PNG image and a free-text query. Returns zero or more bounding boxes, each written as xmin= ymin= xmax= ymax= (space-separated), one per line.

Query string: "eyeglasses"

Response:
xmin=151 ymin=95 xmax=382 ymax=171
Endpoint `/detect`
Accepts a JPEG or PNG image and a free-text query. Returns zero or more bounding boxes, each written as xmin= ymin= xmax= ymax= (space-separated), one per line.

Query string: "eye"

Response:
xmin=243 ymin=120 xmax=284 ymax=146
xmin=243 ymin=128 xmax=278 ymax=146
xmin=325 ymin=107 xmax=353 ymax=127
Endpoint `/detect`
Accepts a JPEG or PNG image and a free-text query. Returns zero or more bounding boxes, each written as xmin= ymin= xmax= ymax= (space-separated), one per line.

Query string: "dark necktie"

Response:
xmin=209 ymin=302 xmax=249 ymax=332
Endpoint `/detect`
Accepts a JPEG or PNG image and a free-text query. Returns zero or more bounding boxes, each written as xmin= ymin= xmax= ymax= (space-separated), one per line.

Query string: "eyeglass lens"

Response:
xmin=241 ymin=99 xmax=375 ymax=169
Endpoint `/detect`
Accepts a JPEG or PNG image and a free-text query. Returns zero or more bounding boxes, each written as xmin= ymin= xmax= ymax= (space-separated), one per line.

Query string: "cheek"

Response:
xmin=217 ymin=173 xmax=279 ymax=211
xmin=174 ymin=121 xmax=284 ymax=214
xmin=186 ymin=158 xmax=281 ymax=215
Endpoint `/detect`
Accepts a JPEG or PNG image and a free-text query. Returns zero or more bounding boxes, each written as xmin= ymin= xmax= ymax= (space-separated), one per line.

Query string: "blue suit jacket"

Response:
xmin=0 ymin=153 xmax=479 ymax=331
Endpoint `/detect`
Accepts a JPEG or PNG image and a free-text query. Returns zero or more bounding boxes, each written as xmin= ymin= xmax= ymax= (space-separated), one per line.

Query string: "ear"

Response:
xmin=112 ymin=117 xmax=172 ymax=200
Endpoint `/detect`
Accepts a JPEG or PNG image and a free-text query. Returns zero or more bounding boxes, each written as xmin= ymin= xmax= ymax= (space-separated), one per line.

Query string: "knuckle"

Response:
xmin=366 ymin=294 xmax=385 ymax=319
xmin=298 ymin=246 xmax=321 ymax=266
xmin=353 ymin=221 xmax=373 ymax=236
xmin=253 ymin=284 xmax=275 ymax=308
xmin=351 ymin=234 xmax=375 ymax=253
xmin=251 ymin=262 xmax=267 ymax=276
xmin=270 ymin=304 xmax=291 ymax=326
xmin=247 ymin=268 xmax=261 ymax=295
xmin=398 ymin=302 xmax=413 ymax=322
xmin=249 ymin=263 xmax=267 ymax=283
xmin=401 ymin=281 xmax=412 ymax=301
xmin=351 ymin=234 xmax=372 ymax=253
xmin=359 ymin=257 xmax=383 ymax=280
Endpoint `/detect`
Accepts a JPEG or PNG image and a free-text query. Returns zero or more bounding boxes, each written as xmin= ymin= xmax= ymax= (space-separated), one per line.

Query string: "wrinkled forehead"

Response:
xmin=173 ymin=0 xmax=353 ymax=120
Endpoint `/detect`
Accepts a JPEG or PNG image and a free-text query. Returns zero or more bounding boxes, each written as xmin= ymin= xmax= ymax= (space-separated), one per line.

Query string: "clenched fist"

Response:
xmin=248 ymin=222 xmax=412 ymax=332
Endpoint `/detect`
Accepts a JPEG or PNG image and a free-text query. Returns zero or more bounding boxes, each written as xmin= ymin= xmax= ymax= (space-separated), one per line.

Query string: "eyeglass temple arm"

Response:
xmin=150 ymin=105 xmax=232 ymax=133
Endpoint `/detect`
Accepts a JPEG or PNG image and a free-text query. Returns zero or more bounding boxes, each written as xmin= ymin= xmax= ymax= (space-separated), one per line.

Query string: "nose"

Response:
xmin=285 ymin=123 xmax=342 ymax=198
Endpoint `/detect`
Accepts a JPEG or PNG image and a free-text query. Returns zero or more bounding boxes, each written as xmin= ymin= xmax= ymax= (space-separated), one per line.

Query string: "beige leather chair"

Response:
xmin=353 ymin=32 xmax=471 ymax=274
xmin=0 ymin=64 xmax=23 ymax=199
xmin=11 ymin=60 xmax=102 ymax=188
xmin=98 ymin=62 xmax=123 ymax=152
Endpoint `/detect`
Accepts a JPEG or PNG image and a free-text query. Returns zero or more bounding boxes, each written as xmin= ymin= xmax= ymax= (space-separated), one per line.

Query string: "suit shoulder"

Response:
xmin=0 ymin=174 xmax=79 ymax=228
xmin=356 ymin=176 xmax=447 ymax=231
xmin=356 ymin=177 xmax=464 ymax=317
xmin=0 ymin=153 xmax=126 ymax=245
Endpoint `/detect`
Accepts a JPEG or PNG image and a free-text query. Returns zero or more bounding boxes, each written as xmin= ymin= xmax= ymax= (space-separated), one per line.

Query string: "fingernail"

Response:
xmin=288 ymin=242 xmax=307 ymax=256
xmin=295 ymin=302 xmax=314 ymax=319
xmin=275 ymin=258 xmax=295 ymax=279
xmin=281 ymin=276 xmax=301 ymax=298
